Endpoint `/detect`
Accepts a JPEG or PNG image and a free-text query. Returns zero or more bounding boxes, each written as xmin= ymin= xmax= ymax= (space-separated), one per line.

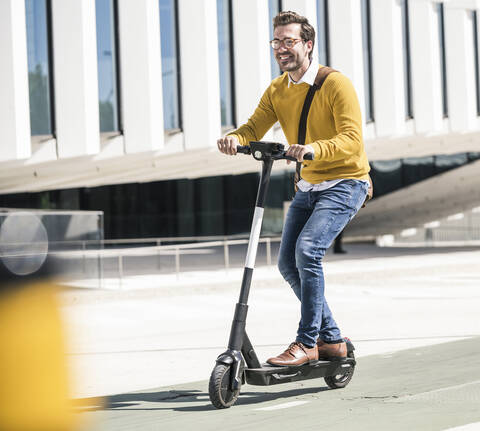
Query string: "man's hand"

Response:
xmin=217 ymin=135 xmax=240 ymax=155
xmin=285 ymin=144 xmax=315 ymax=164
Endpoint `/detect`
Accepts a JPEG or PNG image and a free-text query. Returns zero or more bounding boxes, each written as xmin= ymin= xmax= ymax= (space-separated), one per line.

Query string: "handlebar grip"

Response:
xmin=236 ymin=145 xmax=251 ymax=154
xmin=286 ymin=152 xmax=314 ymax=162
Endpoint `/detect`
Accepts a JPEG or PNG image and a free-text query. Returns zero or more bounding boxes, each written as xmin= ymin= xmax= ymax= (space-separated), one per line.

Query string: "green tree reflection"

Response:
xmin=28 ymin=64 xmax=52 ymax=136
xmin=99 ymin=100 xmax=114 ymax=132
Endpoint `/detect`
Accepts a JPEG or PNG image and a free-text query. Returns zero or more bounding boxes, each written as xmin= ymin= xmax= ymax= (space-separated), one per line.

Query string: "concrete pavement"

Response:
xmin=76 ymin=337 xmax=480 ymax=431
xmin=58 ymin=243 xmax=480 ymax=429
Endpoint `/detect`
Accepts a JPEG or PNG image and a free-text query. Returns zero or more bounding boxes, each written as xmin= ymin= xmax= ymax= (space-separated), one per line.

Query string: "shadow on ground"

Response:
xmin=73 ymin=384 xmax=332 ymax=413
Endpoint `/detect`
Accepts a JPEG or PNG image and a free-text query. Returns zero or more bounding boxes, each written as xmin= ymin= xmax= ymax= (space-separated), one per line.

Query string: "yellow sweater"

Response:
xmin=228 ymin=67 xmax=370 ymax=184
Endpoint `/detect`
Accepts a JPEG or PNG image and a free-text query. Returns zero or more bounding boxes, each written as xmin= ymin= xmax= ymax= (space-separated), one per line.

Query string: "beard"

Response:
xmin=280 ymin=62 xmax=302 ymax=72
xmin=276 ymin=53 xmax=303 ymax=72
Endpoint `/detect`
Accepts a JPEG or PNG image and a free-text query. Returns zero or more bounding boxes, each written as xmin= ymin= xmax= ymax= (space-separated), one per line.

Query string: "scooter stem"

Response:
xmin=240 ymin=158 xmax=273 ymax=303
xmin=227 ymin=158 xmax=273 ymax=352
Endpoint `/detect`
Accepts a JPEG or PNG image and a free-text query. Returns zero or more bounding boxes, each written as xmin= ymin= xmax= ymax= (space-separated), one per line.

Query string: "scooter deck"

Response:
xmin=245 ymin=358 xmax=355 ymax=386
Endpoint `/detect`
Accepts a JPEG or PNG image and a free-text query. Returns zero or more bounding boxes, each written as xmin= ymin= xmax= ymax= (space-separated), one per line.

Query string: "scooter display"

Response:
xmin=208 ymin=141 xmax=356 ymax=409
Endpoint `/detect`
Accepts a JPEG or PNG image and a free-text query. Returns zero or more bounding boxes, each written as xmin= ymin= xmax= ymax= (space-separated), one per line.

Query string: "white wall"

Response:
xmin=232 ymin=0 xmax=271 ymax=126
xmin=444 ymin=3 xmax=477 ymax=131
xmin=328 ymin=0 xmax=366 ymax=122
xmin=51 ymin=0 xmax=100 ymax=158
xmin=0 ymin=0 xmax=31 ymax=161
xmin=178 ymin=0 xmax=221 ymax=149
xmin=118 ymin=0 xmax=165 ymax=154
xmin=370 ymin=0 xmax=407 ymax=137
xmin=409 ymin=0 xmax=445 ymax=134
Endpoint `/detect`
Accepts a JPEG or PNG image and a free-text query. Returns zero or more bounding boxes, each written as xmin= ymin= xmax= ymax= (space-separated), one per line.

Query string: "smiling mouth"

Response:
xmin=278 ymin=55 xmax=293 ymax=63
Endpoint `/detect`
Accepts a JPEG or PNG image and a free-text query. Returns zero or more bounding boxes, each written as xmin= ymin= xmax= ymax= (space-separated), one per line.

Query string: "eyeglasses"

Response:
xmin=270 ymin=38 xmax=304 ymax=49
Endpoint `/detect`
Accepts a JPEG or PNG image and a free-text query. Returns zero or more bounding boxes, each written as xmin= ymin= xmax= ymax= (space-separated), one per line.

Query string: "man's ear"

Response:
xmin=305 ymin=39 xmax=313 ymax=56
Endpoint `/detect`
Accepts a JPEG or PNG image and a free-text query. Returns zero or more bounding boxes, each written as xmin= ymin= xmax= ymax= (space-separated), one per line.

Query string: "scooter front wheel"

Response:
xmin=208 ymin=363 xmax=241 ymax=409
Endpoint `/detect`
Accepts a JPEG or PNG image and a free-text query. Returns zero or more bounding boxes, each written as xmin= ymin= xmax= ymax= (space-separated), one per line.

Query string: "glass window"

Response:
xmin=269 ymin=0 xmax=282 ymax=79
xmin=400 ymin=0 xmax=413 ymax=119
xmin=361 ymin=0 xmax=374 ymax=122
xmin=436 ymin=3 xmax=448 ymax=118
xmin=160 ymin=0 xmax=181 ymax=131
xmin=25 ymin=0 xmax=54 ymax=136
xmin=472 ymin=11 xmax=480 ymax=116
xmin=95 ymin=0 xmax=120 ymax=133
xmin=317 ymin=0 xmax=329 ymax=65
xmin=217 ymin=0 xmax=235 ymax=128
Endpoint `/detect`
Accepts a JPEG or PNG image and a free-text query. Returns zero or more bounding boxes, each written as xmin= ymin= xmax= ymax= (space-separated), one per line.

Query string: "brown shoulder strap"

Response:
xmin=313 ymin=66 xmax=338 ymax=88
xmin=294 ymin=66 xmax=338 ymax=191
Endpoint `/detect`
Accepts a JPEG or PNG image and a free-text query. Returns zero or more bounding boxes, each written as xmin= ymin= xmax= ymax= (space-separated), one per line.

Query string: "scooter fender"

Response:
xmin=215 ymin=350 xmax=245 ymax=389
xmin=215 ymin=350 xmax=244 ymax=367
xmin=344 ymin=337 xmax=355 ymax=353
xmin=215 ymin=351 xmax=235 ymax=366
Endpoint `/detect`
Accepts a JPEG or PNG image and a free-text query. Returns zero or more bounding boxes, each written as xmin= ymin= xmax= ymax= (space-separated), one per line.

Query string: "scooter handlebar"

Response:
xmin=236 ymin=145 xmax=314 ymax=161
xmin=236 ymin=145 xmax=251 ymax=155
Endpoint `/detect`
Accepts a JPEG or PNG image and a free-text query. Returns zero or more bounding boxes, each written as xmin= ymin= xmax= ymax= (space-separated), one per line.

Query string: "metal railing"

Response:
xmin=0 ymin=234 xmax=282 ymax=288
xmin=105 ymin=236 xmax=280 ymax=281
xmin=380 ymin=226 xmax=480 ymax=247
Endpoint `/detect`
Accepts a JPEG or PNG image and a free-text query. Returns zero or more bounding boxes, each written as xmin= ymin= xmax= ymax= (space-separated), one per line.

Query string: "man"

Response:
xmin=217 ymin=11 xmax=370 ymax=366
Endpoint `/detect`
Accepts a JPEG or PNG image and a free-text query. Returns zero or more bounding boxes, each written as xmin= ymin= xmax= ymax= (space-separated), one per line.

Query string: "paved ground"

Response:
xmin=75 ymin=338 xmax=480 ymax=431
xmin=59 ymin=243 xmax=480 ymax=430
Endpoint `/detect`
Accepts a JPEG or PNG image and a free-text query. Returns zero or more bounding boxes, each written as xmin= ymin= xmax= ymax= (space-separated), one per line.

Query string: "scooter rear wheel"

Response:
xmin=324 ymin=351 xmax=355 ymax=389
xmin=209 ymin=363 xmax=241 ymax=409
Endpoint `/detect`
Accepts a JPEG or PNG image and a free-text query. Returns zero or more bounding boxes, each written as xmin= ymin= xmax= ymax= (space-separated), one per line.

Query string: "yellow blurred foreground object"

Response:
xmin=0 ymin=282 xmax=77 ymax=431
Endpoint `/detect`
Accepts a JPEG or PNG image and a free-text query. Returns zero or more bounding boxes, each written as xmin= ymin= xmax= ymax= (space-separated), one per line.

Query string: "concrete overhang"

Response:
xmin=1 ymin=132 xmax=480 ymax=239
xmin=347 ymin=159 xmax=480 ymax=237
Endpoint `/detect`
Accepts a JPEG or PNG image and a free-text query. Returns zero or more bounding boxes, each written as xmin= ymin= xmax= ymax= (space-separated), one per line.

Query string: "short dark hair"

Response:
xmin=273 ymin=11 xmax=315 ymax=59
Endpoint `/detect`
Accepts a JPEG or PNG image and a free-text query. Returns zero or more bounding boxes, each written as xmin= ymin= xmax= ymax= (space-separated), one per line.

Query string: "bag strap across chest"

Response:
xmin=294 ymin=66 xmax=338 ymax=189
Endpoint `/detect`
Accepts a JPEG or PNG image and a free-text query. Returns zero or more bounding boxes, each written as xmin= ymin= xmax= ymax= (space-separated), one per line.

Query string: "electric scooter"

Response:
xmin=208 ymin=141 xmax=356 ymax=409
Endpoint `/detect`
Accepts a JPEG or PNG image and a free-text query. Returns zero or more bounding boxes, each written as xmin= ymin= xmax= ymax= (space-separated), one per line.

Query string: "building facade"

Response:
xmin=1 ymin=0 xmax=480 ymax=238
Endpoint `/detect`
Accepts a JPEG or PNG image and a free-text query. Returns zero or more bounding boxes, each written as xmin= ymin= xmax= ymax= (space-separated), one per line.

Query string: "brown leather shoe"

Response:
xmin=317 ymin=339 xmax=347 ymax=360
xmin=267 ymin=342 xmax=318 ymax=367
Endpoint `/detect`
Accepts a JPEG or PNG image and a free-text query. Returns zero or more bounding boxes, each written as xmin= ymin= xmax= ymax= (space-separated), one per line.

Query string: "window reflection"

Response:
xmin=25 ymin=0 xmax=54 ymax=136
xmin=400 ymin=0 xmax=413 ymax=119
xmin=317 ymin=0 xmax=329 ymax=65
xmin=269 ymin=0 xmax=281 ymax=79
xmin=160 ymin=0 xmax=181 ymax=130
xmin=436 ymin=3 xmax=448 ymax=118
xmin=361 ymin=0 xmax=374 ymax=122
xmin=95 ymin=0 xmax=120 ymax=133
xmin=473 ymin=11 xmax=480 ymax=116
xmin=217 ymin=0 xmax=235 ymax=127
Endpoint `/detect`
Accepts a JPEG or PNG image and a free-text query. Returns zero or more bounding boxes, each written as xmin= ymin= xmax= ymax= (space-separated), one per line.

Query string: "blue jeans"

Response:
xmin=277 ymin=180 xmax=368 ymax=347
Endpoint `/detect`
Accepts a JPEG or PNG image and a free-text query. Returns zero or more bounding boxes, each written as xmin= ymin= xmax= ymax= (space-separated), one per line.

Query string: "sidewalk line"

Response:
xmin=443 ymin=422 xmax=480 ymax=431
xmin=255 ymin=400 xmax=309 ymax=411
